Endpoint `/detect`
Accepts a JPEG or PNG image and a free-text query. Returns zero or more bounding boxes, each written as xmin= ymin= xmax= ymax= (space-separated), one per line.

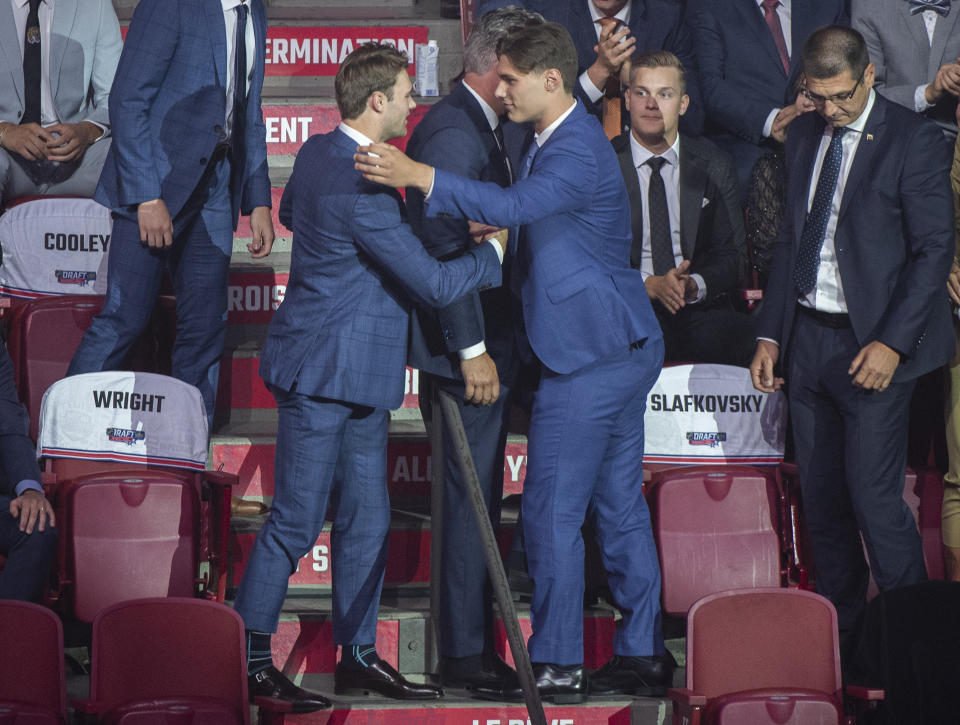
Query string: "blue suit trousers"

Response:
xmin=68 ymin=156 xmax=235 ymax=427
xmin=524 ymin=338 xmax=665 ymax=665
xmin=0 ymin=496 xmax=58 ymax=601
xmin=233 ymin=389 xmax=391 ymax=645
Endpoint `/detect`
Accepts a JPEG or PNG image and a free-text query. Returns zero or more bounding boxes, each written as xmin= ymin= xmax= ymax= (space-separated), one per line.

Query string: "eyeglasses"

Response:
xmin=799 ymin=73 xmax=863 ymax=107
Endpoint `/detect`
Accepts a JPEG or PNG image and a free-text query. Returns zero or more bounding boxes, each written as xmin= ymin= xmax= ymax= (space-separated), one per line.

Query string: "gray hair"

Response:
xmin=463 ymin=5 xmax=545 ymax=75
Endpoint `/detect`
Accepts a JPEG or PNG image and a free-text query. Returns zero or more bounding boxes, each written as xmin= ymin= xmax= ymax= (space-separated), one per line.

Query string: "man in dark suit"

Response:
xmin=750 ymin=26 xmax=955 ymax=664
xmin=67 ymin=0 xmax=275 ymax=426
xmin=688 ymin=0 xmax=849 ymax=195
xmin=0 ymin=339 xmax=56 ymax=602
xmin=357 ymin=22 xmax=669 ymax=702
xmin=613 ymin=50 xmax=754 ymax=367
xmin=405 ymin=6 xmax=543 ymax=691
xmin=232 ymin=43 xmax=504 ymax=709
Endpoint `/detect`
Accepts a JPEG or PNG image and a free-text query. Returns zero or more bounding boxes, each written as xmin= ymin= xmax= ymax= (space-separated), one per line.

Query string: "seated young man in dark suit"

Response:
xmin=613 ymin=50 xmax=755 ymax=366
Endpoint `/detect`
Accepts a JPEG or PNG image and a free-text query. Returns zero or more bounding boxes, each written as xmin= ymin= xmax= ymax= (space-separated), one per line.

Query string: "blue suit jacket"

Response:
xmin=405 ymin=82 xmax=514 ymax=379
xmin=0 ymin=340 xmax=41 ymax=497
xmin=428 ymin=101 xmax=661 ymax=375
xmin=260 ymin=129 xmax=502 ymax=410
xmin=688 ymin=0 xmax=849 ymax=187
xmin=95 ymin=0 xmax=271 ymax=226
xmin=757 ymin=93 xmax=955 ymax=382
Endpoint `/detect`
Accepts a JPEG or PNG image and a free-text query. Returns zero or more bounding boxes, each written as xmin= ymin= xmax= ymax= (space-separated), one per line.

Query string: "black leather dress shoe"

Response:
xmin=473 ymin=662 xmax=588 ymax=704
xmin=589 ymin=654 xmax=674 ymax=696
xmin=439 ymin=653 xmax=515 ymax=690
xmin=334 ymin=660 xmax=443 ymax=699
xmin=248 ymin=666 xmax=331 ymax=712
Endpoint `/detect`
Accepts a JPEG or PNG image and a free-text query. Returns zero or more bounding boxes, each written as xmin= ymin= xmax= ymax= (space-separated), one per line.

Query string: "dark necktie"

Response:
xmin=22 ymin=0 xmax=42 ymax=125
xmin=907 ymin=0 xmax=950 ymax=15
xmin=509 ymin=142 xmax=538 ymax=296
xmin=596 ymin=17 xmax=623 ymax=140
xmin=794 ymin=126 xmax=848 ymax=296
xmin=231 ymin=3 xmax=248 ymax=159
xmin=761 ymin=0 xmax=791 ymax=76
xmin=646 ymin=156 xmax=675 ymax=276
xmin=493 ymin=123 xmax=512 ymax=182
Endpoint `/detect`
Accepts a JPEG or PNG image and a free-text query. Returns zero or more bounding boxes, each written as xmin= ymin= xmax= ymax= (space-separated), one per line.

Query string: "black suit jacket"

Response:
xmin=757 ymin=93 xmax=955 ymax=382
xmin=612 ymin=131 xmax=745 ymax=300
xmin=404 ymin=82 xmax=515 ymax=380
xmin=0 ymin=340 xmax=41 ymax=498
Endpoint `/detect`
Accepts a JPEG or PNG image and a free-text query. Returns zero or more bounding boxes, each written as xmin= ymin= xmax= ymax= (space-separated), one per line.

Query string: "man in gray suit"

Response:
xmin=853 ymin=0 xmax=960 ymax=136
xmin=0 ymin=0 xmax=122 ymax=205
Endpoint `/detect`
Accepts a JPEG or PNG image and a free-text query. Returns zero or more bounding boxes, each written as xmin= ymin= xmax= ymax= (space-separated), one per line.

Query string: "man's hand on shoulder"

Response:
xmin=138 ymin=198 xmax=174 ymax=248
xmin=849 ymin=340 xmax=900 ymax=392
xmin=9 ymin=489 xmax=55 ymax=535
xmin=248 ymin=206 xmax=275 ymax=259
xmin=770 ymin=96 xmax=813 ymax=144
xmin=749 ymin=339 xmax=784 ymax=393
xmin=354 ymin=143 xmax=434 ymax=193
xmin=461 ymin=351 xmax=499 ymax=407
xmin=645 ymin=260 xmax=690 ymax=314
xmin=44 ymin=121 xmax=102 ymax=163
xmin=0 ymin=122 xmax=54 ymax=161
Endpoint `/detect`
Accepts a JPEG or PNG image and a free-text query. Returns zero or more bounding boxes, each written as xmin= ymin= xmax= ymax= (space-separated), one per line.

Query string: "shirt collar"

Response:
xmin=534 ymin=100 xmax=578 ymax=147
xmin=755 ymin=0 xmax=790 ymax=9
xmin=221 ymin=0 xmax=246 ymax=12
xmin=15 ymin=0 xmax=49 ymax=9
xmin=630 ymin=131 xmax=680 ymax=170
xmin=589 ymin=0 xmax=631 ymax=26
xmin=338 ymin=122 xmax=375 ymax=147
xmin=828 ymin=87 xmax=876 ymax=137
xmin=462 ymin=81 xmax=500 ymax=132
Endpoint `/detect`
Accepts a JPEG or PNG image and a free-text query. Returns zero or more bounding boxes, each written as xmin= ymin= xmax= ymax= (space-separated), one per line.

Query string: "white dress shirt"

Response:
xmin=579 ymin=0 xmax=632 ymax=103
xmin=629 ymin=132 xmax=707 ymax=301
xmin=799 ymin=88 xmax=877 ymax=314
xmin=760 ymin=0 xmax=794 ymax=139
xmin=913 ymin=10 xmax=941 ymax=113
xmin=222 ymin=0 xmax=256 ymax=141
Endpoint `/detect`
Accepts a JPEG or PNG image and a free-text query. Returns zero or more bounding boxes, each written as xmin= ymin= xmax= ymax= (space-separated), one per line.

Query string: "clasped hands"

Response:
xmin=0 ymin=120 xmax=100 ymax=163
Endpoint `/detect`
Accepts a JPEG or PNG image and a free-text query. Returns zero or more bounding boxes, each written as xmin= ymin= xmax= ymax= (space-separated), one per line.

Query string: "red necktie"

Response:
xmin=761 ymin=0 xmax=790 ymax=76
xmin=597 ymin=17 xmax=622 ymax=140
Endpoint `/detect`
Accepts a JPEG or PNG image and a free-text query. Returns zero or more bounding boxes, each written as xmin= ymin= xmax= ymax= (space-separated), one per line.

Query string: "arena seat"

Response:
xmin=647 ymin=465 xmax=786 ymax=617
xmin=37 ymin=372 xmax=233 ymax=621
xmin=75 ymin=598 xmax=248 ymax=725
xmin=0 ymin=600 xmax=66 ymax=725
xmin=670 ymin=588 xmax=883 ymax=725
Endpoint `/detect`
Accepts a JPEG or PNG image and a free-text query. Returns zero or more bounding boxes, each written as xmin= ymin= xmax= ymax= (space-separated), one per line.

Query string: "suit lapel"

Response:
xmin=570 ymin=0 xmax=600 ymax=65
xmin=929 ymin=8 xmax=960 ymax=80
xmin=0 ymin=0 xmax=23 ymax=108
xmin=792 ymin=114 xmax=824 ymax=241
xmin=678 ymin=142 xmax=707 ymax=261
xmin=49 ymin=0 xmax=77 ymax=103
xmin=614 ymin=136 xmax=645 ymax=269
xmin=898 ymin=0 xmax=933 ymax=62
xmin=838 ymin=96 xmax=886 ymax=224
xmin=457 ymin=83 xmax=508 ymax=182
xmin=736 ymin=0 xmax=788 ymax=80
xmin=205 ymin=0 xmax=228 ymax=89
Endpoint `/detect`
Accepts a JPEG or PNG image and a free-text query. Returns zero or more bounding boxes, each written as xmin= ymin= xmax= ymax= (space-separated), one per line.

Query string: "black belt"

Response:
xmin=797 ymin=304 xmax=851 ymax=329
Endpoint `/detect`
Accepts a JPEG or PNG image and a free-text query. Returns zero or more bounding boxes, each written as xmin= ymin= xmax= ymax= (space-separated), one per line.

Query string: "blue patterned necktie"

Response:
xmin=907 ymin=0 xmax=950 ymax=15
xmin=794 ymin=126 xmax=847 ymax=296
xmin=231 ymin=3 xmax=248 ymax=161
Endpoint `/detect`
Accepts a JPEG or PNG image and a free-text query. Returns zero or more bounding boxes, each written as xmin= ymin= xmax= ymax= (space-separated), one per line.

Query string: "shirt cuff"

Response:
xmin=579 ymin=71 xmax=605 ymax=104
xmin=486 ymin=237 xmax=504 ymax=264
xmin=915 ymin=84 xmax=933 ymax=113
xmin=14 ymin=479 xmax=43 ymax=497
xmin=424 ymin=170 xmax=436 ymax=202
xmin=762 ymin=108 xmax=781 ymax=139
xmin=687 ymin=273 xmax=707 ymax=303
xmin=757 ymin=337 xmax=780 ymax=347
xmin=458 ymin=341 xmax=487 ymax=360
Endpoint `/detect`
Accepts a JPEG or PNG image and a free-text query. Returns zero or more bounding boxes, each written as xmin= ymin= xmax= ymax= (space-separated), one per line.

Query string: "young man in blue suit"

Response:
xmin=405 ymin=6 xmax=544 ymax=692
xmin=750 ymin=26 xmax=954 ymax=670
xmin=0 ymin=339 xmax=56 ymax=602
xmin=357 ymin=22 xmax=669 ymax=703
xmin=67 ymin=0 xmax=275 ymax=426
xmin=232 ymin=44 xmax=505 ymax=710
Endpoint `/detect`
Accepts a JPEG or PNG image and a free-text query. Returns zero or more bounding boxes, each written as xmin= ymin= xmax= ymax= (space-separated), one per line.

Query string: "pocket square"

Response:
xmin=701 ymin=198 xmax=710 ymax=208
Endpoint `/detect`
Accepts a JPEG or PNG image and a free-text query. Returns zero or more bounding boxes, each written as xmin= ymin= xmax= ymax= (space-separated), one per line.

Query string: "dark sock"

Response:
xmin=246 ymin=630 xmax=273 ymax=676
xmin=340 ymin=643 xmax=378 ymax=670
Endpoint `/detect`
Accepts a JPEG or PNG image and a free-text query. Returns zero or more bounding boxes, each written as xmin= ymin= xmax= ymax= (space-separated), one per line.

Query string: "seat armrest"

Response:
xmin=205 ymin=469 xmax=238 ymax=488
xmin=845 ymin=684 xmax=884 ymax=701
xmin=70 ymin=698 xmax=104 ymax=714
xmin=669 ymin=687 xmax=708 ymax=706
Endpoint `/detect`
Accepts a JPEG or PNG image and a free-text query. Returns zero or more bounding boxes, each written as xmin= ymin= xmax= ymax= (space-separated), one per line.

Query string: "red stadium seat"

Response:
xmin=38 ymin=372 xmax=233 ymax=620
xmin=670 ymin=588 xmax=882 ymax=725
xmin=76 ymin=598 xmax=248 ymax=725
xmin=648 ymin=466 xmax=787 ymax=617
xmin=0 ymin=601 xmax=66 ymax=725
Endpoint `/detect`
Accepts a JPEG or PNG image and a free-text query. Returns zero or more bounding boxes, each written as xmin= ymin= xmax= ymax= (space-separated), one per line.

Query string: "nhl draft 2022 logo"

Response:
xmin=686 ymin=431 xmax=727 ymax=448
xmin=106 ymin=427 xmax=146 ymax=445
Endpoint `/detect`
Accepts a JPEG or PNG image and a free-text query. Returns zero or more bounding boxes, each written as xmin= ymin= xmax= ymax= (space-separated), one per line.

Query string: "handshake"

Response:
xmin=354 ymin=143 xmax=509 ymax=257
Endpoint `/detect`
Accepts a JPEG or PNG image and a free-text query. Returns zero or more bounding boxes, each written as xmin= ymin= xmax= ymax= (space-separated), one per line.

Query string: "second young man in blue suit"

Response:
xmin=68 ymin=0 xmax=275 ymax=425
xmin=233 ymin=44 xmax=504 ymax=710
xmin=357 ymin=23 xmax=670 ymax=702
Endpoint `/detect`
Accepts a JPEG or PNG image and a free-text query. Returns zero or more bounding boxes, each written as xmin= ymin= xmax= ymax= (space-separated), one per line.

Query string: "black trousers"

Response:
xmin=0 ymin=496 xmax=57 ymax=602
